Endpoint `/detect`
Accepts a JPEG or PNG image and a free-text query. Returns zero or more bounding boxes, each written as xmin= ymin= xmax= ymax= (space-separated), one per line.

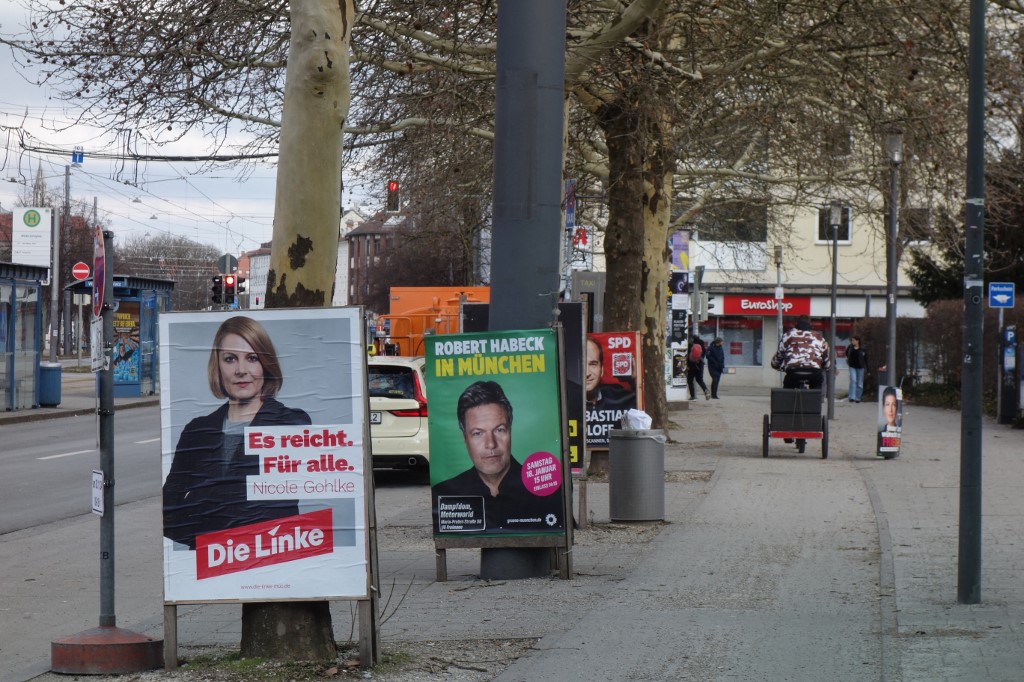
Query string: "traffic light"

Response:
xmin=386 ymin=180 xmax=400 ymax=212
xmin=224 ymin=274 xmax=236 ymax=305
xmin=236 ymin=276 xmax=247 ymax=294
xmin=697 ymin=291 xmax=715 ymax=322
xmin=211 ymin=275 xmax=223 ymax=304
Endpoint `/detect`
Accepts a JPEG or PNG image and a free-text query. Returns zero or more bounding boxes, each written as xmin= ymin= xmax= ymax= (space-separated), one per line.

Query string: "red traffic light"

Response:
xmin=386 ymin=180 xmax=400 ymax=212
xmin=224 ymin=275 xmax=235 ymax=286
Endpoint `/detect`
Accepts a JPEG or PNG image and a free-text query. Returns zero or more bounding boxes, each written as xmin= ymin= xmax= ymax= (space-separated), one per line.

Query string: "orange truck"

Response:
xmin=372 ymin=286 xmax=490 ymax=357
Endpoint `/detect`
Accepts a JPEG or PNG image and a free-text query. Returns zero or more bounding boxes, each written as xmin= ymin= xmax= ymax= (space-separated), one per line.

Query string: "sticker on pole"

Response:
xmin=92 ymin=470 xmax=104 ymax=516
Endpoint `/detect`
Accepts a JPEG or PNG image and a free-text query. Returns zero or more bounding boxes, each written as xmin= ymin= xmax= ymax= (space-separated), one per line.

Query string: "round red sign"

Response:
xmin=72 ymin=261 xmax=91 ymax=281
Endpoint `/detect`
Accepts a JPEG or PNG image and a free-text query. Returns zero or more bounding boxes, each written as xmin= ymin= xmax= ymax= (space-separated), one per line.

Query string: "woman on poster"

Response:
xmin=162 ymin=315 xmax=310 ymax=550
xmin=877 ymin=385 xmax=902 ymax=458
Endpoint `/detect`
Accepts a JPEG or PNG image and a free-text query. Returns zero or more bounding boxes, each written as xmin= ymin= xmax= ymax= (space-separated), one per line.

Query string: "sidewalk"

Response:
xmin=0 ymin=361 xmax=158 ymax=425
xmin=3 ymin=382 xmax=1023 ymax=681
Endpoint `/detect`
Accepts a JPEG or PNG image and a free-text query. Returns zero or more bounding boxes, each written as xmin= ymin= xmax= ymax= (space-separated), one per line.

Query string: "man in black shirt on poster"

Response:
xmin=433 ymin=381 xmax=562 ymax=533
xmin=584 ymin=336 xmax=636 ymax=448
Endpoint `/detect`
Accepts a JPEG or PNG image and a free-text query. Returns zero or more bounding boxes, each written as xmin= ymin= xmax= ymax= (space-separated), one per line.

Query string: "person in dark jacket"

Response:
xmin=706 ymin=337 xmax=725 ymax=399
xmin=163 ymin=316 xmax=310 ymax=550
xmin=844 ymin=335 xmax=868 ymax=402
xmin=687 ymin=335 xmax=710 ymax=400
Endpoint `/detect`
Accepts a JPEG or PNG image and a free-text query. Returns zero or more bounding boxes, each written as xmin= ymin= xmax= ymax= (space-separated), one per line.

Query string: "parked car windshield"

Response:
xmin=369 ymin=366 xmax=416 ymax=399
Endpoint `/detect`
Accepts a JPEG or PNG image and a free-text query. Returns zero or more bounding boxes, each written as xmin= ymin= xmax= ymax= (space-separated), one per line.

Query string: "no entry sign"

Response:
xmin=72 ymin=261 xmax=90 ymax=280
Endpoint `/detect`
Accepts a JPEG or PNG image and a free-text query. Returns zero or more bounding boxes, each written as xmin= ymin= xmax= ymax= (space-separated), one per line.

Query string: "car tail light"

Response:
xmin=389 ymin=371 xmax=427 ymax=417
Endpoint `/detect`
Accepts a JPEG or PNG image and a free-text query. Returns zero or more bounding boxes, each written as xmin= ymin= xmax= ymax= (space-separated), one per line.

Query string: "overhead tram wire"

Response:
xmin=0 ymin=130 xmax=275 ymax=248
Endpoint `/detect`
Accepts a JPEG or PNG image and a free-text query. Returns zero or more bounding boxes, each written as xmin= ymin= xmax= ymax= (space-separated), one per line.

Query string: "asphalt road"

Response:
xmin=2 ymin=407 xmax=161 ymax=534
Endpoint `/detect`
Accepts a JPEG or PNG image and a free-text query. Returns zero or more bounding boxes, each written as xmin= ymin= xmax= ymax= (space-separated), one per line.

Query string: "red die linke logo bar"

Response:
xmin=196 ymin=509 xmax=334 ymax=580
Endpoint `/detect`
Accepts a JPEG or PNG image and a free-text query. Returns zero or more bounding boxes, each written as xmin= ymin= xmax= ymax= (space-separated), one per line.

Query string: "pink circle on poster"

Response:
xmin=521 ymin=451 xmax=562 ymax=496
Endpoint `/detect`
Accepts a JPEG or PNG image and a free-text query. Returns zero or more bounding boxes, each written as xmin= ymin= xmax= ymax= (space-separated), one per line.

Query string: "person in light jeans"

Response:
xmin=845 ymin=335 xmax=867 ymax=403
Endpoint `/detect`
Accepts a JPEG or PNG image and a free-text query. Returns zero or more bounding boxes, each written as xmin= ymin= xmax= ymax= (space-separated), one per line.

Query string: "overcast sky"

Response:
xmin=0 ymin=4 xmax=370 ymax=257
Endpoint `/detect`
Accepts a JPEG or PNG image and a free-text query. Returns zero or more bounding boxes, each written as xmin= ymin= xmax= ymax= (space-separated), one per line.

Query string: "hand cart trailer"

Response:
xmin=763 ymin=386 xmax=828 ymax=458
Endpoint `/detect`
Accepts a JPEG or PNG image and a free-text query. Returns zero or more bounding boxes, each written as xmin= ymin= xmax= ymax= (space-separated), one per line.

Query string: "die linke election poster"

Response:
xmin=426 ymin=329 xmax=566 ymax=537
xmin=159 ymin=308 xmax=370 ymax=603
xmin=585 ymin=331 xmax=643 ymax=450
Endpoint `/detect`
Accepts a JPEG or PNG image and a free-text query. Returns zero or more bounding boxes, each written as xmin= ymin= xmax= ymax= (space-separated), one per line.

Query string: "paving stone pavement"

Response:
xmin=2 ymin=374 xmax=1023 ymax=681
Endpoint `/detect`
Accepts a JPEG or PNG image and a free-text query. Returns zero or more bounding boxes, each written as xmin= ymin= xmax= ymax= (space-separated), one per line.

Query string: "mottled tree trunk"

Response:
xmin=265 ymin=0 xmax=353 ymax=308
xmin=599 ymin=105 xmax=672 ymax=429
xmin=244 ymin=0 xmax=354 ymax=661
xmin=602 ymin=108 xmax=646 ymax=333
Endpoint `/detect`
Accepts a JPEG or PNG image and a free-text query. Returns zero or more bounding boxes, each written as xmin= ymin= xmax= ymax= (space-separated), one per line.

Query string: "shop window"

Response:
xmin=699 ymin=316 xmax=763 ymax=367
xmin=817 ymin=206 xmax=851 ymax=242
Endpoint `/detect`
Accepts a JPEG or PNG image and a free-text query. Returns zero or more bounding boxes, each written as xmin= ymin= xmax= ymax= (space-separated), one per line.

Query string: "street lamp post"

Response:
xmin=774 ymin=245 xmax=783 ymax=344
xmin=885 ymin=132 xmax=903 ymax=388
xmin=774 ymin=246 xmax=784 ymax=387
xmin=828 ymin=202 xmax=842 ymax=420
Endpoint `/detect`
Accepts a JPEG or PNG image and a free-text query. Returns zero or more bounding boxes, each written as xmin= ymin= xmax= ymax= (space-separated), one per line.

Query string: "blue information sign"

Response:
xmin=988 ymin=282 xmax=1015 ymax=309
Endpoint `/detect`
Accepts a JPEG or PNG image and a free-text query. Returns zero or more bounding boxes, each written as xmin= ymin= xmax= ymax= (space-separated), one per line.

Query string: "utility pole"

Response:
xmin=828 ymin=203 xmax=842 ymax=420
xmin=958 ymin=0 xmax=986 ymax=606
xmin=885 ymin=133 xmax=902 ymax=385
xmin=485 ymin=0 xmax=567 ymax=581
xmin=690 ymin=265 xmax=704 ymax=343
xmin=774 ymin=246 xmax=783 ymax=345
xmin=48 ymin=166 xmax=69 ymax=362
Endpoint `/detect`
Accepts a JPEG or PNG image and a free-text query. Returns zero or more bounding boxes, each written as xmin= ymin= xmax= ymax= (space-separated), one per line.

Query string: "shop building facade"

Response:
xmin=690 ymin=200 xmax=926 ymax=388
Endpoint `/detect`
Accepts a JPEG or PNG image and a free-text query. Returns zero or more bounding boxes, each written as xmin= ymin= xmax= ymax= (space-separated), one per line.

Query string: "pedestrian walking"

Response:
xmin=845 ymin=335 xmax=867 ymax=403
xmin=687 ymin=335 xmax=710 ymax=400
xmin=707 ymin=337 xmax=725 ymax=399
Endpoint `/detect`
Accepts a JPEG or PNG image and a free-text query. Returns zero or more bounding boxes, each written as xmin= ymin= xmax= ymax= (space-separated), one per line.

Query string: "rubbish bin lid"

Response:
xmin=610 ymin=429 xmax=666 ymax=443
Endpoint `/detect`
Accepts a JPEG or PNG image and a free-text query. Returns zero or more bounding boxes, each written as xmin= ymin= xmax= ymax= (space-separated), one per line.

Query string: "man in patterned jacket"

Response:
xmin=772 ymin=315 xmax=830 ymax=389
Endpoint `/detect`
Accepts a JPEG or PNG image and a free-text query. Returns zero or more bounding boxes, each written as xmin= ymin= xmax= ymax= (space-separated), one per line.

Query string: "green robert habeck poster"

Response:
xmin=426 ymin=329 xmax=566 ymax=537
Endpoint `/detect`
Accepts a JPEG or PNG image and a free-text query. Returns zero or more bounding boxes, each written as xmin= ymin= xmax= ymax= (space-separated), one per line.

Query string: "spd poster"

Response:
xmin=159 ymin=308 xmax=370 ymax=603
xmin=426 ymin=329 xmax=566 ymax=537
xmin=585 ymin=331 xmax=643 ymax=450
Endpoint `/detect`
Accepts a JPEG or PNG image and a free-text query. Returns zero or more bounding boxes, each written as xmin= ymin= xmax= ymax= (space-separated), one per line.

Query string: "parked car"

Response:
xmin=367 ymin=356 xmax=429 ymax=469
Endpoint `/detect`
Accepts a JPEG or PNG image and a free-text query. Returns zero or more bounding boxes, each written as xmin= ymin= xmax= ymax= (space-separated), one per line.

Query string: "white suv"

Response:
xmin=367 ymin=356 xmax=429 ymax=469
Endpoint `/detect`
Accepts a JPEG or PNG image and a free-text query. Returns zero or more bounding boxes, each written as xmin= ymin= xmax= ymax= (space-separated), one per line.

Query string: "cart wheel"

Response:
xmin=797 ymin=439 xmax=806 ymax=454
xmin=762 ymin=414 xmax=770 ymax=458
xmin=821 ymin=416 xmax=829 ymax=459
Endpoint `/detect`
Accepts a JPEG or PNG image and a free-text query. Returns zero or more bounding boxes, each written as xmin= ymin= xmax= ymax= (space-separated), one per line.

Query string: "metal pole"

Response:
xmin=958 ymin=0 xmax=985 ymax=605
xmin=98 ymin=230 xmax=116 ymax=626
xmin=828 ymin=203 xmax=841 ymax=420
xmin=886 ymin=137 xmax=901 ymax=386
xmin=775 ymin=246 xmax=783 ymax=345
xmin=47 ymin=168 xmax=68 ymax=362
xmin=829 ymin=223 xmax=838 ymax=420
xmin=488 ymin=0 xmax=567 ymax=331
xmin=997 ymin=308 xmax=1004 ymax=420
xmin=485 ymin=0 xmax=567 ymax=580
xmin=691 ymin=265 xmax=704 ymax=343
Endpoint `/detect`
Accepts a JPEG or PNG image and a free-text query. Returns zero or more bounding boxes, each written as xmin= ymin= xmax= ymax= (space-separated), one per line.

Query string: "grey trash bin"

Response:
xmin=609 ymin=429 xmax=666 ymax=521
xmin=39 ymin=361 xmax=62 ymax=407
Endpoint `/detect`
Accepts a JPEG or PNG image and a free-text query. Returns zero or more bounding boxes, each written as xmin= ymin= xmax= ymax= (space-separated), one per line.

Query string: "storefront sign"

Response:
xmin=722 ymin=295 xmax=811 ymax=316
